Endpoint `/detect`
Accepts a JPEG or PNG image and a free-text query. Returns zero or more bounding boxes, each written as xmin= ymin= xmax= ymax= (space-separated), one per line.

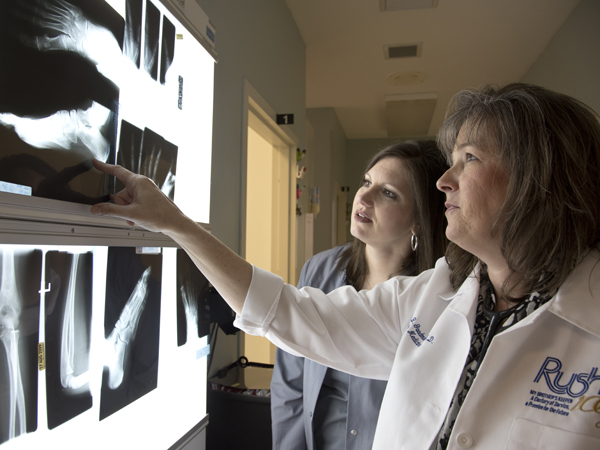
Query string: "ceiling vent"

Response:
xmin=380 ymin=0 xmax=439 ymax=11
xmin=384 ymin=43 xmax=422 ymax=59
xmin=385 ymin=93 xmax=437 ymax=137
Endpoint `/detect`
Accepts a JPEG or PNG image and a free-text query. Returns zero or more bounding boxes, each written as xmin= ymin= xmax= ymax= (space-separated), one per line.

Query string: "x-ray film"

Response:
xmin=140 ymin=128 xmax=178 ymax=200
xmin=176 ymin=249 xmax=210 ymax=347
xmin=0 ymin=0 xmax=213 ymax=223
xmin=143 ymin=0 xmax=160 ymax=81
xmin=0 ymin=0 xmax=122 ymax=204
xmin=0 ymin=248 xmax=41 ymax=445
xmin=124 ymin=0 xmax=143 ymax=68
xmin=160 ymin=15 xmax=175 ymax=85
xmin=44 ymin=251 xmax=93 ymax=430
xmin=116 ymin=120 xmax=144 ymax=175
xmin=99 ymin=247 xmax=162 ymax=421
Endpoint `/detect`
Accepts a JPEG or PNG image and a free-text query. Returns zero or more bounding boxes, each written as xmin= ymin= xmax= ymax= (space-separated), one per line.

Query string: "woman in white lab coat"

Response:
xmin=91 ymin=83 xmax=600 ymax=449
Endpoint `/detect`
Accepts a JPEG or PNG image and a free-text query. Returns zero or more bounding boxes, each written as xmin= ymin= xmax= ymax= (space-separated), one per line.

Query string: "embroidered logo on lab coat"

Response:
xmin=406 ymin=317 xmax=434 ymax=347
xmin=528 ymin=356 xmax=600 ymax=428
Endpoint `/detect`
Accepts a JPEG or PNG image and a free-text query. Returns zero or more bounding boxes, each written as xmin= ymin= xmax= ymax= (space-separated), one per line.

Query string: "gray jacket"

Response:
xmin=270 ymin=245 xmax=387 ymax=450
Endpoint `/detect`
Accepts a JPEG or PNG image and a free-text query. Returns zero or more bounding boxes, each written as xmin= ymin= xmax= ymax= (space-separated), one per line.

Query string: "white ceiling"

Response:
xmin=285 ymin=0 xmax=581 ymax=139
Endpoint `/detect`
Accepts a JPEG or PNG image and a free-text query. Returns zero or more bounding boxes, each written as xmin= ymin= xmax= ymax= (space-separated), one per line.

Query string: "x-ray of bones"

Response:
xmin=141 ymin=144 xmax=176 ymax=198
xmin=179 ymin=280 xmax=198 ymax=344
xmin=117 ymin=122 xmax=178 ymax=200
xmin=0 ymin=0 xmax=121 ymax=161
xmin=59 ymin=252 xmax=89 ymax=391
xmin=0 ymin=249 xmax=26 ymax=440
xmin=15 ymin=0 xmax=122 ymax=77
xmin=103 ymin=266 xmax=151 ymax=390
xmin=123 ymin=0 xmax=142 ymax=68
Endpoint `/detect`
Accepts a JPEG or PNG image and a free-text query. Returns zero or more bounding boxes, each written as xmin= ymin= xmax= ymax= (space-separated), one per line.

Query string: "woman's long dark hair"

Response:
xmin=338 ymin=140 xmax=449 ymax=289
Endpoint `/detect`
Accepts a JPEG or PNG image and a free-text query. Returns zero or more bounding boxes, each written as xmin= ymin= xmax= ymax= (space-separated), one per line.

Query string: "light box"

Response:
xmin=0 ymin=0 xmax=216 ymax=447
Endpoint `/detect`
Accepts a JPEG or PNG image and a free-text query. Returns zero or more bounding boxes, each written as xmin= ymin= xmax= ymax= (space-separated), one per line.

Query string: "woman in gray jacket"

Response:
xmin=270 ymin=141 xmax=449 ymax=450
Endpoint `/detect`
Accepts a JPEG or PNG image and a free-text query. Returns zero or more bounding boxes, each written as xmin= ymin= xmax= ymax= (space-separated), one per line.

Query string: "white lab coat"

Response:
xmin=235 ymin=250 xmax=600 ymax=450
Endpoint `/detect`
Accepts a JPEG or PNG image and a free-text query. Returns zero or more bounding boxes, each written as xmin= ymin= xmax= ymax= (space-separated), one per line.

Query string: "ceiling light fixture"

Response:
xmin=380 ymin=0 xmax=439 ymax=11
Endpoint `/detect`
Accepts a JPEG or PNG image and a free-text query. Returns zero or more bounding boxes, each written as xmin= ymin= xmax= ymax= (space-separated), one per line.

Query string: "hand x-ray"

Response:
xmin=116 ymin=121 xmax=178 ymax=200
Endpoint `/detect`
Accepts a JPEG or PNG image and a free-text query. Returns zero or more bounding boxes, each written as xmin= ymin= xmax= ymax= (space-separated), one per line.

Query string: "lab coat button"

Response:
xmin=456 ymin=433 xmax=474 ymax=448
xmin=350 ymin=430 xmax=358 ymax=436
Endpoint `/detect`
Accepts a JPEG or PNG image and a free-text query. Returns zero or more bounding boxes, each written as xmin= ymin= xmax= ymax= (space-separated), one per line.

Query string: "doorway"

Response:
xmin=241 ymin=82 xmax=298 ymax=364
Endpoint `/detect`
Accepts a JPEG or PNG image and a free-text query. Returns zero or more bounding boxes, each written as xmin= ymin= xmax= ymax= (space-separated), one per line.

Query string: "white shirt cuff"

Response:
xmin=233 ymin=265 xmax=284 ymax=336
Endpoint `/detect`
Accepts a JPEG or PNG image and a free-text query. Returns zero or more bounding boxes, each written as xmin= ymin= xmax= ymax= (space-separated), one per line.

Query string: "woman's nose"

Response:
xmin=436 ymin=167 xmax=457 ymax=193
xmin=356 ymin=188 xmax=374 ymax=207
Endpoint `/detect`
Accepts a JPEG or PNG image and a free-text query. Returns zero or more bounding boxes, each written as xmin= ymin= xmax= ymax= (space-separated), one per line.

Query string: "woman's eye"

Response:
xmin=362 ymin=179 xmax=371 ymax=187
xmin=465 ymin=153 xmax=478 ymax=162
xmin=383 ymin=189 xmax=396 ymax=199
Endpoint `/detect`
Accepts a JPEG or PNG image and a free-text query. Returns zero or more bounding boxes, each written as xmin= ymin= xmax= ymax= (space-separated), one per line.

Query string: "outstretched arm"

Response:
xmin=90 ymin=160 xmax=251 ymax=314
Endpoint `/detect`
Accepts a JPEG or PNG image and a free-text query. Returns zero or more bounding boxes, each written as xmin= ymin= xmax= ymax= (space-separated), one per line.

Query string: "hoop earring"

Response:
xmin=411 ymin=233 xmax=418 ymax=252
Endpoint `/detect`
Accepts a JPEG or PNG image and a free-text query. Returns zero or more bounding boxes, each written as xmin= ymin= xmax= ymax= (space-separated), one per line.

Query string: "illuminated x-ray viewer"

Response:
xmin=0 ymin=0 xmax=216 ymax=448
xmin=0 ymin=0 xmax=215 ymax=224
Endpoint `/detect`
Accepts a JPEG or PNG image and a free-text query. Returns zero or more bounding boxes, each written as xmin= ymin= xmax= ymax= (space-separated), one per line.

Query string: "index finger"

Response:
xmin=92 ymin=159 xmax=135 ymax=184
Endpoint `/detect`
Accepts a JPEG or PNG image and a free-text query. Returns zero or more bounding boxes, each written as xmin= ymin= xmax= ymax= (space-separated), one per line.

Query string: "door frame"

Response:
xmin=240 ymin=80 xmax=298 ymax=284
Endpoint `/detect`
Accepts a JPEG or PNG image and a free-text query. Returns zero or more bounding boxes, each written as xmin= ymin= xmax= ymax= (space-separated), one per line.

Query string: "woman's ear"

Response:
xmin=411 ymin=223 xmax=421 ymax=236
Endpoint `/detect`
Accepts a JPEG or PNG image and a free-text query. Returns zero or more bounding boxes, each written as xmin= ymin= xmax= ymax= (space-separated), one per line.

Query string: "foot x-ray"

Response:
xmin=0 ymin=248 xmax=41 ymax=445
xmin=100 ymin=247 xmax=162 ymax=421
xmin=176 ymin=249 xmax=210 ymax=347
xmin=0 ymin=0 xmax=123 ymax=204
xmin=0 ymin=0 xmax=182 ymax=207
xmin=44 ymin=250 xmax=93 ymax=430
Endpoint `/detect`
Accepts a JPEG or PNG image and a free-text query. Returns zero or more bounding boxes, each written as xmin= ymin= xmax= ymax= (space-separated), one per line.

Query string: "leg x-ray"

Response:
xmin=99 ymin=247 xmax=162 ymax=420
xmin=44 ymin=250 xmax=93 ymax=430
xmin=0 ymin=248 xmax=41 ymax=445
xmin=176 ymin=249 xmax=210 ymax=347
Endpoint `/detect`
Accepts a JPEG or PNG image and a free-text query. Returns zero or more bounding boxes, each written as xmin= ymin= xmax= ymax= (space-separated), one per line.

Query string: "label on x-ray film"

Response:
xmin=136 ymin=247 xmax=162 ymax=254
xmin=0 ymin=181 xmax=32 ymax=196
xmin=38 ymin=343 xmax=46 ymax=371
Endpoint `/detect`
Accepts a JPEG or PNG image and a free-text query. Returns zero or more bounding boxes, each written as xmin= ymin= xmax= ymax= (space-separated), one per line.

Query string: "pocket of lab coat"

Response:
xmin=506 ymin=417 xmax=600 ymax=450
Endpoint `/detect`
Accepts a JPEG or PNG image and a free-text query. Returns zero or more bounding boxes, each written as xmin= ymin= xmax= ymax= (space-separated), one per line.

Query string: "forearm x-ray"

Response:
xmin=59 ymin=253 xmax=89 ymax=391
xmin=0 ymin=250 xmax=26 ymax=440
